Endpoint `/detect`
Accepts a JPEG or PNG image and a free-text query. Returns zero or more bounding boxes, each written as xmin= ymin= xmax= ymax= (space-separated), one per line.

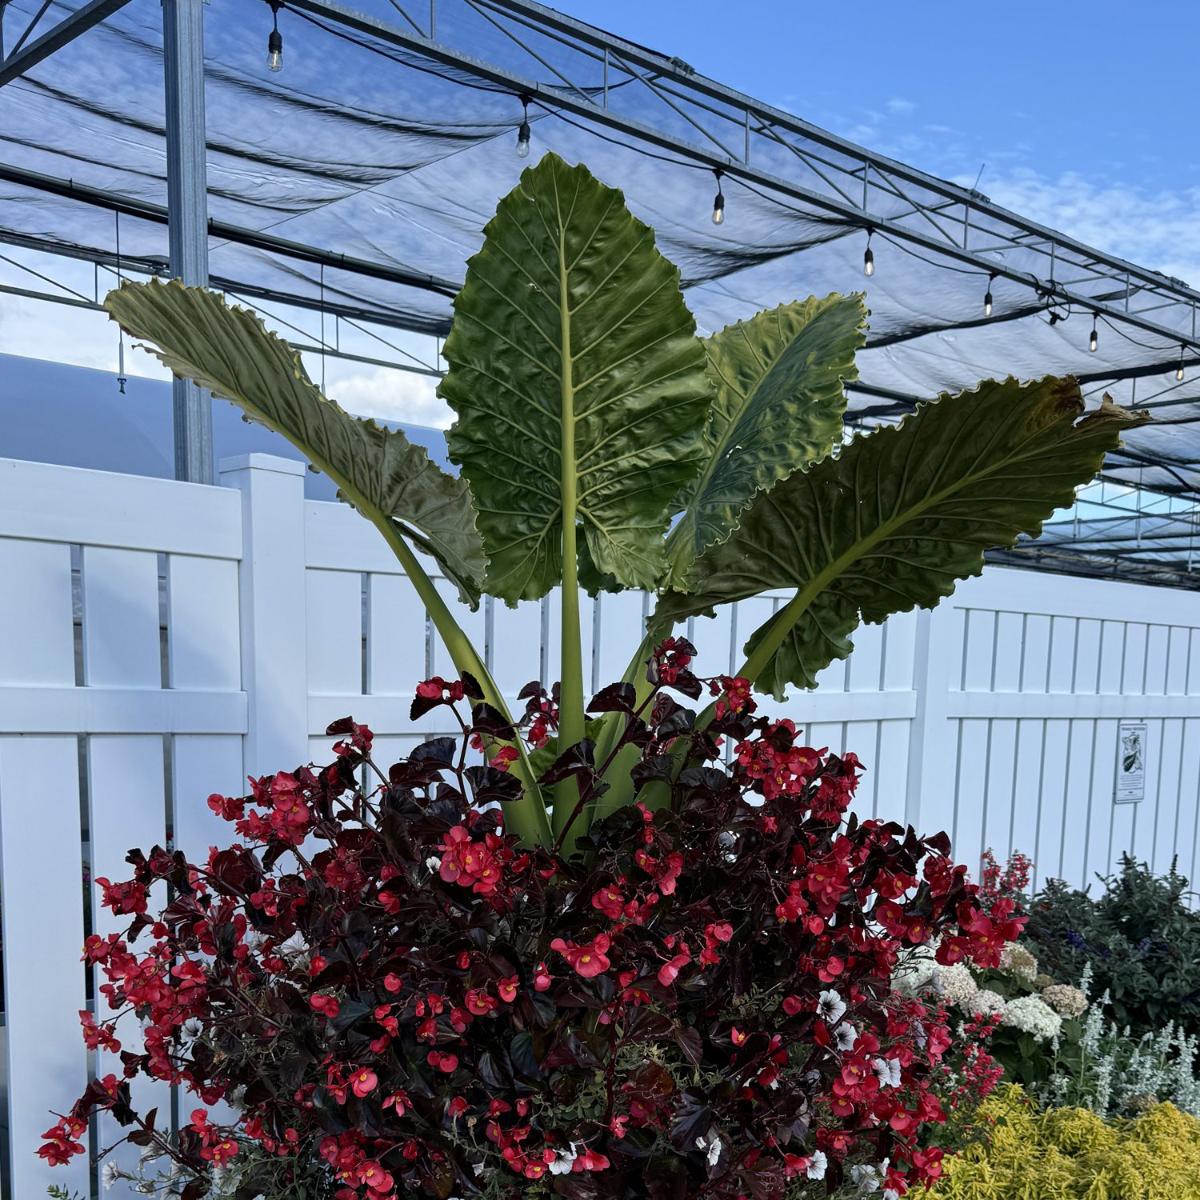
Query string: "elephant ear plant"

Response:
xmin=104 ymin=153 xmax=1145 ymax=855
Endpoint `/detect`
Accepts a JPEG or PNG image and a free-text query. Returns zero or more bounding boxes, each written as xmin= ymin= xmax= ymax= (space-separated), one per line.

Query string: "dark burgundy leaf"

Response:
xmin=409 ymin=692 xmax=448 ymax=721
xmin=586 ymin=682 xmax=637 ymax=714
xmin=538 ymin=739 xmax=596 ymax=786
xmin=668 ymin=1094 xmax=713 ymax=1152
xmin=509 ymin=1031 xmax=542 ymax=1079
xmin=460 ymin=671 xmax=485 ymax=701
xmin=464 ymin=765 xmax=524 ymax=806
xmin=666 ymin=669 xmax=703 ymax=700
xmin=630 ymin=755 xmax=674 ymax=787
xmin=470 ymin=702 xmax=516 ymax=739
xmin=411 ymin=737 xmax=457 ymax=766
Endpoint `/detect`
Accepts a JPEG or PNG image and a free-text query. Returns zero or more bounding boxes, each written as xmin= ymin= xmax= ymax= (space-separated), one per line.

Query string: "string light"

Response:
xmin=983 ymin=272 xmax=995 ymax=317
xmin=1178 ymin=345 xmax=1187 ymax=383
xmin=267 ymin=2 xmax=283 ymax=72
xmin=1089 ymin=314 xmax=1098 ymax=353
xmin=863 ymin=229 xmax=875 ymax=277
xmin=711 ymin=169 xmax=725 ymax=225
xmin=516 ymin=94 xmax=531 ymax=158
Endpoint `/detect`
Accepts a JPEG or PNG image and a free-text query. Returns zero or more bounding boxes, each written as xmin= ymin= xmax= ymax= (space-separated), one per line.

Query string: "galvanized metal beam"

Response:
xmin=163 ymin=0 xmax=213 ymax=483
xmin=0 ymin=0 xmax=132 ymax=87
xmin=0 ymin=163 xmax=458 ymax=298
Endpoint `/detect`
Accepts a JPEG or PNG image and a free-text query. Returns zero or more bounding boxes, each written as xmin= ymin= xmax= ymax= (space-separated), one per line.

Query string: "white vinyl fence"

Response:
xmin=1 ymin=452 xmax=1199 ymax=1198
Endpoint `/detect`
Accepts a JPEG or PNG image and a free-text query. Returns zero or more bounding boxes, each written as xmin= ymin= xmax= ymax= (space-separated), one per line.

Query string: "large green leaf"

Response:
xmin=664 ymin=294 xmax=866 ymax=587
xmin=656 ymin=378 xmax=1147 ymax=696
xmin=105 ymin=279 xmax=485 ymax=606
xmin=440 ymin=153 xmax=712 ymax=602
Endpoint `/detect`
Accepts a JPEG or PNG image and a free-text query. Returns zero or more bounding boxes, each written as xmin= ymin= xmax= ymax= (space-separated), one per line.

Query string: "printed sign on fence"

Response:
xmin=1115 ymin=720 xmax=1148 ymax=804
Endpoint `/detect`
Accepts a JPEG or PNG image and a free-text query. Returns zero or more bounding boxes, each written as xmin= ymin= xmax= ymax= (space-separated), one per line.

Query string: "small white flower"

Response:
xmin=835 ymin=1022 xmax=858 ymax=1052
xmin=277 ymin=931 xmax=309 ymax=959
xmin=102 ymin=1161 xmax=121 ymax=1191
xmin=806 ymin=1149 xmax=828 ymax=1180
xmin=706 ymin=1136 xmax=723 ymax=1167
xmin=884 ymin=1190 xmax=901 ymax=1200
xmin=850 ymin=1161 xmax=881 ymax=1193
xmin=181 ymin=1016 xmax=205 ymax=1041
xmin=817 ymin=989 xmax=846 ymax=1024
xmin=872 ymin=1057 xmax=902 ymax=1088
xmin=548 ymin=1148 xmax=577 ymax=1176
xmin=425 ymin=854 xmax=442 ymax=871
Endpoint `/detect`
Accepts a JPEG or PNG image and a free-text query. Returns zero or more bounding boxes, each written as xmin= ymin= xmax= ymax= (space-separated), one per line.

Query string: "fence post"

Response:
xmin=905 ymin=604 xmax=956 ymax=832
xmin=219 ymin=454 xmax=308 ymax=777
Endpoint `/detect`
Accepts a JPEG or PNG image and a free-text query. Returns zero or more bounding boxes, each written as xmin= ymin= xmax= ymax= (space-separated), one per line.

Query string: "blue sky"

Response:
xmin=565 ymin=1 xmax=1200 ymax=282
xmin=565 ymin=1 xmax=1198 ymax=192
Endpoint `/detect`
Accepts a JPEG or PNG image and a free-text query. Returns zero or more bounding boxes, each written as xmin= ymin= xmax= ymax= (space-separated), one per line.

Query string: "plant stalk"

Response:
xmin=372 ymin=519 xmax=552 ymax=846
xmin=552 ymin=226 xmax=587 ymax=845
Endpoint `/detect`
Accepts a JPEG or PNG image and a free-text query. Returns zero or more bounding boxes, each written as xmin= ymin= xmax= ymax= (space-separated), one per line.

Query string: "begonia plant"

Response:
xmin=46 ymin=652 xmax=1026 ymax=1199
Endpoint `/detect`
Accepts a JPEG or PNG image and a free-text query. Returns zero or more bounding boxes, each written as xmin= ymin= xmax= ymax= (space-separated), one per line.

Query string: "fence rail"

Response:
xmin=1 ymin=452 xmax=1198 ymax=1198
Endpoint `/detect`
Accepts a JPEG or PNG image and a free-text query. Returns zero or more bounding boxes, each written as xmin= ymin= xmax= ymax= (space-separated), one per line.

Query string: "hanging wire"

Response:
xmin=320 ymin=262 xmax=327 ymax=391
xmin=114 ymin=212 xmax=127 ymax=394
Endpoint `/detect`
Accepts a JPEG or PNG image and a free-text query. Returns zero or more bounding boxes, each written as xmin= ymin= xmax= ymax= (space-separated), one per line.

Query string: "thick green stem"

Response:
xmin=552 ymin=226 xmax=587 ymax=844
xmin=373 ymin=520 xmax=552 ymax=846
xmin=736 ymin=588 xmax=809 ymax=685
xmin=587 ymin=630 xmax=659 ymax=828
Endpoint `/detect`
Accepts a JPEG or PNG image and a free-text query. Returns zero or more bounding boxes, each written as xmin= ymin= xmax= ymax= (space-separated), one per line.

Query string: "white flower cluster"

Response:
xmin=935 ymin=962 xmax=978 ymax=1007
xmin=817 ymin=988 xmax=847 ymax=1024
xmin=1002 ymin=993 xmax=1062 ymax=1042
xmin=999 ymin=941 xmax=1039 ymax=984
xmin=967 ymin=988 xmax=1006 ymax=1018
xmin=1041 ymin=982 xmax=1088 ymax=1018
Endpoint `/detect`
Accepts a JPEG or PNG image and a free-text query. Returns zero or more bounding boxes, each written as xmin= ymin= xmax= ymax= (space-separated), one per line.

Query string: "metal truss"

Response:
xmin=0 ymin=0 xmax=132 ymax=85
xmin=5 ymin=0 xmax=1200 ymax=581
xmin=290 ymin=0 xmax=1200 ymax=357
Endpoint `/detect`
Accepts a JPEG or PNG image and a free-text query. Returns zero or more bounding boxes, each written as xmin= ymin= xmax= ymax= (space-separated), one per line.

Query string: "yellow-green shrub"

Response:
xmin=928 ymin=1084 xmax=1200 ymax=1200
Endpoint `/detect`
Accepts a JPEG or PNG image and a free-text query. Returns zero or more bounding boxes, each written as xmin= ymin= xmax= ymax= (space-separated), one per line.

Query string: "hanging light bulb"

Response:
xmin=983 ymin=273 xmax=995 ymax=317
xmin=1089 ymin=315 xmax=1099 ymax=353
xmin=711 ymin=169 xmax=725 ymax=225
xmin=863 ymin=230 xmax=875 ymax=277
xmin=516 ymin=95 xmax=532 ymax=158
xmin=1177 ymin=345 xmax=1186 ymax=383
xmin=266 ymin=2 xmax=283 ymax=71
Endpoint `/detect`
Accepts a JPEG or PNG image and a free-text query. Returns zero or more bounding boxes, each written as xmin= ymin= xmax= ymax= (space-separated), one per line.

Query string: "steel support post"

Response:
xmin=163 ymin=0 xmax=212 ymax=483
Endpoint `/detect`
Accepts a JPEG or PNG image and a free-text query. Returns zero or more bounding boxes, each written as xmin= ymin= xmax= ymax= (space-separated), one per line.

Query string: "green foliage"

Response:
xmin=663 ymin=294 xmax=866 ymax=587
xmin=1025 ymin=855 xmax=1200 ymax=1040
xmin=656 ymin=381 xmax=1143 ymax=696
xmin=106 ymin=279 xmax=485 ymax=607
xmin=928 ymin=1084 xmax=1200 ymax=1200
xmin=441 ymin=154 xmax=712 ymax=601
xmin=103 ymin=152 xmax=1147 ymax=848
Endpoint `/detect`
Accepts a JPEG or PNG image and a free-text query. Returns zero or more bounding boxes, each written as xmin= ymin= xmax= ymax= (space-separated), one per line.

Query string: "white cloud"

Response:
xmin=322 ymin=361 xmax=452 ymax=428
xmin=886 ymin=97 xmax=916 ymax=115
xmin=960 ymin=168 xmax=1200 ymax=286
